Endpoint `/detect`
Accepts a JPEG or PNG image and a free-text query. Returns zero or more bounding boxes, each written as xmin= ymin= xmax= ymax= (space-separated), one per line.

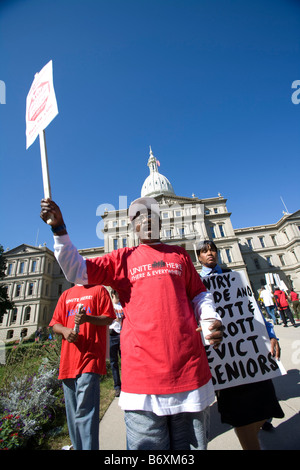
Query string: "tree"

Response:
xmin=0 ymin=244 xmax=14 ymax=321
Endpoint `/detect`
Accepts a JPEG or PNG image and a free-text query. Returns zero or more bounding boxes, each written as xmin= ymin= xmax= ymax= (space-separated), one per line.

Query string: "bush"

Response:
xmin=0 ymin=340 xmax=65 ymax=449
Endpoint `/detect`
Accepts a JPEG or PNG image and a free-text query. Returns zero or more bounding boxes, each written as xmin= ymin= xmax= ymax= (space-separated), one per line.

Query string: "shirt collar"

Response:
xmin=200 ymin=264 xmax=223 ymax=276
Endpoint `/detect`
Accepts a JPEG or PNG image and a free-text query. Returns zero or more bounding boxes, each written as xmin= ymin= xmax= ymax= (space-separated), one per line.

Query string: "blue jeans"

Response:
xmin=109 ymin=333 xmax=121 ymax=390
xmin=62 ymin=373 xmax=100 ymax=450
xmin=265 ymin=305 xmax=277 ymax=323
xmin=124 ymin=408 xmax=210 ymax=450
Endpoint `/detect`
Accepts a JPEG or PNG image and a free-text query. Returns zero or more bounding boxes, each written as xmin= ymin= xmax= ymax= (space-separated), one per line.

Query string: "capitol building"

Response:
xmin=1 ymin=148 xmax=300 ymax=342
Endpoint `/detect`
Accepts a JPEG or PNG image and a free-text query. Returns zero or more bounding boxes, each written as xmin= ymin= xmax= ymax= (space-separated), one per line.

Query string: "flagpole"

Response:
xmin=39 ymin=129 xmax=53 ymax=224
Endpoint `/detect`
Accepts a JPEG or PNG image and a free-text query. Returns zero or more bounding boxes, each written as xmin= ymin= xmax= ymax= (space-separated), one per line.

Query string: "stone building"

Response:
xmin=0 ymin=243 xmax=71 ymax=342
xmin=84 ymin=148 xmax=300 ymax=295
xmin=236 ymin=210 xmax=300 ymax=292
xmin=2 ymin=149 xmax=299 ymax=342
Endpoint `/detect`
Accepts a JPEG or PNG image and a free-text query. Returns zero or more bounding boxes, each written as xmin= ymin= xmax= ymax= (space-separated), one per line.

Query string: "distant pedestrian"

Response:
xmin=109 ymin=290 xmax=123 ymax=397
xmin=260 ymin=286 xmax=278 ymax=324
xmin=274 ymin=287 xmax=296 ymax=327
xmin=34 ymin=327 xmax=42 ymax=342
xmin=288 ymin=289 xmax=300 ymax=321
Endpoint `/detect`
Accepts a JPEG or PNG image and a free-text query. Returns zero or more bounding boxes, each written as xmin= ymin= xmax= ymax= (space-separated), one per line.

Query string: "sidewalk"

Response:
xmin=99 ymin=323 xmax=300 ymax=450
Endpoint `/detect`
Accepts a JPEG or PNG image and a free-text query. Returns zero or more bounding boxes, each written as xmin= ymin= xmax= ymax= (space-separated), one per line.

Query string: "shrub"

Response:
xmin=0 ymin=340 xmax=64 ymax=449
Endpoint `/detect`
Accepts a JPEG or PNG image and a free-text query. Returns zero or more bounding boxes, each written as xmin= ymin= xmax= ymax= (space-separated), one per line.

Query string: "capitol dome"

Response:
xmin=141 ymin=147 xmax=175 ymax=197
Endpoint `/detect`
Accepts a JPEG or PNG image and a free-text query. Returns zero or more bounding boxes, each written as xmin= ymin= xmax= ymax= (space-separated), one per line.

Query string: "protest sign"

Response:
xmin=202 ymin=270 xmax=286 ymax=390
xmin=26 ymin=60 xmax=58 ymax=149
xmin=26 ymin=61 xmax=58 ymax=212
xmin=26 ymin=60 xmax=58 ymax=150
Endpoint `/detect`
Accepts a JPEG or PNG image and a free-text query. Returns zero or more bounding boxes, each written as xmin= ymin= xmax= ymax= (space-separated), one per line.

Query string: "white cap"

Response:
xmin=128 ymin=197 xmax=160 ymax=221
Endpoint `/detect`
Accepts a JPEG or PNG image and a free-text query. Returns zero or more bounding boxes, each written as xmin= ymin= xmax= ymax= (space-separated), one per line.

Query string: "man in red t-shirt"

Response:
xmin=42 ymin=196 xmax=223 ymax=450
xmin=274 ymin=287 xmax=296 ymax=327
xmin=289 ymin=289 xmax=300 ymax=321
xmin=50 ymin=284 xmax=115 ymax=450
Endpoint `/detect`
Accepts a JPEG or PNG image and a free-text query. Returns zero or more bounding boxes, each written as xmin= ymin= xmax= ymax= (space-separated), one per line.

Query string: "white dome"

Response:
xmin=141 ymin=148 xmax=175 ymax=197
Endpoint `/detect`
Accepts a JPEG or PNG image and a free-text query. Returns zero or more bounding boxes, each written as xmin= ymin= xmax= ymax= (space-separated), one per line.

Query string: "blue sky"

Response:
xmin=1 ymin=0 xmax=299 ymax=252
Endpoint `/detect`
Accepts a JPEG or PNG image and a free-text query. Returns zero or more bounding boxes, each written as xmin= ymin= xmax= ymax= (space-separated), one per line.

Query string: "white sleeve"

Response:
xmin=192 ymin=291 xmax=222 ymax=323
xmin=53 ymin=234 xmax=88 ymax=285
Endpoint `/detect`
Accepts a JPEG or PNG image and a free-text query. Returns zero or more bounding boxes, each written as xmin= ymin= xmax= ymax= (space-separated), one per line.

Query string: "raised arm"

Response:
xmin=40 ymin=199 xmax=88 ymax=284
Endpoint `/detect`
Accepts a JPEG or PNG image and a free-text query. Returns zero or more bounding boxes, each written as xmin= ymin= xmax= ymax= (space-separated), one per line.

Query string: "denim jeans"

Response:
xmin=62 ymin=373 xmax=100 ymax=450
xmin=124 ymin=407 xmax=210 ymax=450
xmin=265 ymin=305 xmax=277 ymax=323
xmin=109 ymin=333 xmax=121 ymax=390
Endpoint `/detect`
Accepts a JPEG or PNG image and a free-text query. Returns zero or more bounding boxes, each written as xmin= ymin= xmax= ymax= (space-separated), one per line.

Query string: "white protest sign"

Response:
xmin=202 ymin=270 xmax=286 ymax=390
xmin=26 ymin=60 xmax=58 ymax=149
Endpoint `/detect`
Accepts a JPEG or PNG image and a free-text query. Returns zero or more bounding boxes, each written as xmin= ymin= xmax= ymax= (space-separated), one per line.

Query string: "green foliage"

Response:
xmin=0 ymin=339 xmax=65 ymax=449
xmin=0 ymin=338 xmax=116 ymax=449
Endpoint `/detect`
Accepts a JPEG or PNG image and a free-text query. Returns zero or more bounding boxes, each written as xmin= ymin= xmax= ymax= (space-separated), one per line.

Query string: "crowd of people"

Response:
xmin=259 ymin=285 xmax=299 ymax=327
xmin=40 ymin=196 xmax=298 ymax=451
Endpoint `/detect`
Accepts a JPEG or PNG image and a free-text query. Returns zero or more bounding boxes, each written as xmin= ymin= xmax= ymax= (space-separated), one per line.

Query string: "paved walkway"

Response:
xmin=99 ymin=322 xmax=300 ymax=450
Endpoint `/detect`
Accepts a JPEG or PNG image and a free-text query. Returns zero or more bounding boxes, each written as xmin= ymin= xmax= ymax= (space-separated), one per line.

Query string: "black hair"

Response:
xmin=196 ymin=240 xmax=218 ymax=256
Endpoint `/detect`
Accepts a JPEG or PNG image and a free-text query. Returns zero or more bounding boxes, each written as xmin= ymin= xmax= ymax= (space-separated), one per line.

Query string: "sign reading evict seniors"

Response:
xmin=202 ymin=271 xmax=286 ymax=390
xmin=26 ymin=60 xmax=58 ymax=149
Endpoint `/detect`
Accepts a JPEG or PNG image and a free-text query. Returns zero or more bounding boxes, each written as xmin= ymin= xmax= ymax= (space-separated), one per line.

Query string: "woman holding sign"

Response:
xmin=196 ymin=240 xmax=284 ymax=450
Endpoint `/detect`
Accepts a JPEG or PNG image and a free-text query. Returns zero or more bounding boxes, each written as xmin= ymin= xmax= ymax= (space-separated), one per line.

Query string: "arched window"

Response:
xmin=24 ymin=306 xmax=31 ymax=322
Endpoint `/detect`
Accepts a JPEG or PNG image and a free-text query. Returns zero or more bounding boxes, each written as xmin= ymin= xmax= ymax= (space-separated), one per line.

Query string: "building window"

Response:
xmin=6 ymin=330 xmax=14 ymax=340
xmin=122 ymin=238 xmax=127 ymax=247
xmin=19 ymin=262 xmax=24 ymax=274
xmin=165 ymin=230 xmax=172 ymax=239
xmin=247 ymin=239 xmax=253 ymax=249
xmin=266 ymin=256 xmax=273 ymax=266
xmin=179 ymin=227 xmax=185 ymax=237
xmin=214 ymin=208 xmax=218 ymax=214
xmin=279 ymin=254 xmax=285 ymax=266
xmin=15 ymin=284 xmax=21 ymax=297
xmin=175 ymin=210 xmax=182 ymax=217
xmin=113 ymin=239 xmax=118 ymax=250
xmin=259 ymin=237 xmax=265 ymax=248
xmin=24 ymin=306 xmax=31 ymax=322
xmin=28 ymin=283 xmax=34 ymax=296
xmin=8 ymin=263 xmax=13 ymax=275
xmin=271 ymin=235 xmax=277 ymax=246
xmin=11 ymin=308 xmax=18 ymax=324
xmin=225 ymin=249 xmax=232 ymax=263
xmin=219 ymin=225 xmax=225 ymax=238
xmin=210 ymin=226 xmax=216 ymax=239
xmin=254 ymin=258 xmax=261 ymax=269
xmin=32 ymin=260 xmax=37 ymax=272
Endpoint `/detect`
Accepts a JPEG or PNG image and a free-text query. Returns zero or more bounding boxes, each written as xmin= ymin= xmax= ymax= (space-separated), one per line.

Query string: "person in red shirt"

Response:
xmin=273 ymin=287 xmax=296 ymax=327
xmin=50 ymin=284 xmax=115 ymax=450
xmin=41 ymin=196 xmax=223 ymax=450
xmin=288 ymin=289 xmax=300 ymax=321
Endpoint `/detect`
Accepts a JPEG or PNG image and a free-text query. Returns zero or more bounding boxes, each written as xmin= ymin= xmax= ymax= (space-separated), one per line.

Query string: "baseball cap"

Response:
xmin=128 ymin=197 xmax=160 ymax=221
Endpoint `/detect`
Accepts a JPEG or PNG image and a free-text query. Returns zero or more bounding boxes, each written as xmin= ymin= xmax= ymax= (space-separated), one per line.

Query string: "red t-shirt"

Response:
xmin=290 ymin=291 xmax=299 ymax=302
xmin=274 ymin=289 xmax=289 ymax=308
xmin=86 ymin=243 xmax=212 ymax=395
xmin=49 ymin=284 xmax=115 ymax=380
